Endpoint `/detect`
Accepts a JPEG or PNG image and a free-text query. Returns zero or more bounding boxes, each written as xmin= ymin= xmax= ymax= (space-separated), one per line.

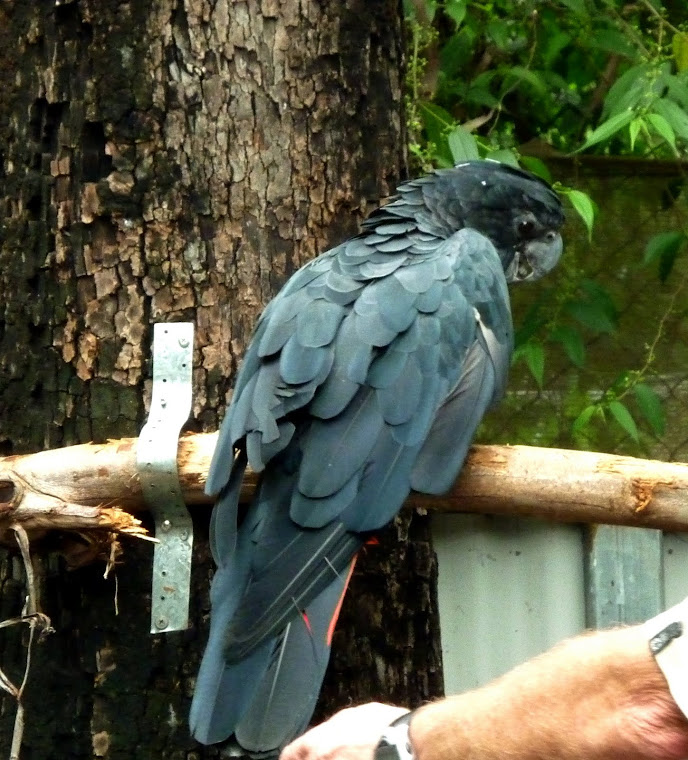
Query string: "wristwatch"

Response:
xmin=374 ymin=710 xmax=415 ymax=760
xmin=645 ymin=596 xmax=688 ymax=717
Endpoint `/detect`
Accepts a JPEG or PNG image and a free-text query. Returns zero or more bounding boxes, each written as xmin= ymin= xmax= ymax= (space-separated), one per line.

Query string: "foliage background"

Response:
xmin=404 ymin=0 xmax=688 ymax=460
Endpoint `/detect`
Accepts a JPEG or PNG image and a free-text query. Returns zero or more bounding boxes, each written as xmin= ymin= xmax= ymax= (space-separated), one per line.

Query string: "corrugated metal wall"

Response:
xmin=433 ymin=517 xmax=688 ymax=696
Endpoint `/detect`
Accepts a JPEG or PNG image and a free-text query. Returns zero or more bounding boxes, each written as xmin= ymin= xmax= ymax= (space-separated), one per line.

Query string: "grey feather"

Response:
xmin=359 ymin=257 xmax=406 ymax=278
xmin=367 ymin=348 xmax=408 ymax=389
xmin=340 ymin=430 xmax=420 ymax=531
xmin=376 ymin=356 xmax=423 ymax=425
xmin=374 ymin=236 xmax=414 ymax=253
xmin=296 ymin=300 xmax=345 ymax=348
xmin=325 ymin=268 xmax=363 ymax=293
xmin=373 ymin=221 xmax=417 ymax=235
xmin=344 ymin=238 xmax=373 ymax=258
xmin=353 ymin=309 xmax=398 ymax=347
xmin=290 ymin=468 xmax=362 ymax=528
xmin=411 ymin=338 xmax=498 ymax=495
xmin=373 ymin=277 xmax=418 ymax=332
xmin=226 ymin=373 xmax=260 ymax=453
xmin=392 ymin=320 xmax=421 ymax=353
xmin=246 ymin=422 xmax=296 ymax=473
xmin=279 ymin=335 xmax=333 ymax=385
xmin=388 ymin=373 xmax=443 ymax=446
xmin=309 ymin=313 xmax=372 ymax=418
xmin=259 ymin=315 xmax=298 ymax=358
xmin=298 ymin=389 xmax=383 ymax=498
xmin=394 ymin=261 xmax=437 ymax=293
xmin=362 ymin=232 xmax=392 ymax=245
xmin=208 ymin=449 xmax=247 ymax=564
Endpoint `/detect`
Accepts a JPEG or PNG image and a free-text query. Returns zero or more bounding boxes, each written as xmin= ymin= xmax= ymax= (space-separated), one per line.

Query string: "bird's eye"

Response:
xmin=518 ymin=219 xmax=535 ymax=238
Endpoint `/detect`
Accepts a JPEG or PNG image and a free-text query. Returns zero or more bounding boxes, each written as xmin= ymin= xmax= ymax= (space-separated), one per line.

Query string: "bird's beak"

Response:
xmin=508 ymin=233 xmax=563 ymax=283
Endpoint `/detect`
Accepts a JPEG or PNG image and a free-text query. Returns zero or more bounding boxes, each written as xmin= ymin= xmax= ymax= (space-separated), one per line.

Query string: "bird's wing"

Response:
xmin=293 ymin=227 xmax=512 ymax=529
xmin=222 ymin=463 xmax=363 ymax=660
xmin=410 ymin=231 xmax=513 ymax=494
xmin=218 ymin=229 xmax=511 ymax=660
xmin=204 ymin=255 xmax=344 ymax=496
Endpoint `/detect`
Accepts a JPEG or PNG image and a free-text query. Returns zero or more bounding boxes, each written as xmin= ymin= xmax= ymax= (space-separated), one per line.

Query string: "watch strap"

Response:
xmin=374 ymin=710 xmax=415 ymax=760
xmin=645 ymin=597 xmax=688 ymax=718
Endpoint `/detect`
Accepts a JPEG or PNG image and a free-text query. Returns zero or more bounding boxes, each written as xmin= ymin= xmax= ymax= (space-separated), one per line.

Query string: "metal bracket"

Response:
xmin=137 ymin=322 xmax=194 ymax=633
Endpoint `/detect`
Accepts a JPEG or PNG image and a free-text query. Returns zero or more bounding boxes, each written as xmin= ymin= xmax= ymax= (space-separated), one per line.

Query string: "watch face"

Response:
xmin=375 ymin=723 xmax=414 ymax=760
xmin=375 ymin=744 xmax=403 ymax=760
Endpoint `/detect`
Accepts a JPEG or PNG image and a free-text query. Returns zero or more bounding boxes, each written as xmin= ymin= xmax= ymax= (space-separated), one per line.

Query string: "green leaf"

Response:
xmin=608 ymin=400 xmax=639 ymax=442
xmin=419 ymin=102 xmax=456 ymax=166
xmin=485 ymin=148 xmax=519 ymax=167
xmin=565 ymin=189 xmax=595 ymax=239
xmin=447 ymin=126 xmax=480 ymax=162
xmin=421 ymin=0 xmax=438 ymax=21
xmin=579 ymin=279 xmax=618 ymax=323
xmin=647 ymin=112 xmax=677 ymax=154
xmin=440 ymin=33 xmax=472 ymax=77
xmin=502 ymin=66 xmax=548 ymax=96
xmin=520 ymin=156 xmax=552 ymax=183
xmin=542 ymin=31 xmax=572 ymax=69
xmin=602 ymin=65 xmax=651 ymax=118
xmin=577 ymin=110 xmax=635 ymax=153
xmin=633 ymin=383 xmax=666 ymax=436
xmin=572 ymin=405 xmax=598 ymax=436
xmin=521 ymin=341 xmax=545 ymax=387
xmin=587 ymin=27 xmax=636 ymax=58
xmin=514 ymin=302 xmax=548 ymax=346
xmin=556 ymin=0 xmax=586 ymax=14
xmin=666 ymin=76 xmax=688 ymax=111
xmin=551 ymin=325 xmax=586 ymax=367
xmin=652 ymin=98 xmax=688 ymax=143
xmin=673 ymin=32 xmax=688 ymax=73
xmin=629 ymin=117 xmax=644 ymax=152
xmin=565 ymin=300 xmax=616 ymax=334
xmin=419 ymin=102 xmax=455 ymax=131
xmin=643 ymin=230 xmax=687 ymax=282
xmin=443 ymin=0 xmax=466 ymax=27
xmin=487 ymin=19 xmax=511 ymax=50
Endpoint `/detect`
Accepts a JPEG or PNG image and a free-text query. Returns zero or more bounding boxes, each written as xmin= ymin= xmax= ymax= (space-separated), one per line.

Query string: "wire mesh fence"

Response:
xmin=481 ymin=157 xmax=688 ymax=463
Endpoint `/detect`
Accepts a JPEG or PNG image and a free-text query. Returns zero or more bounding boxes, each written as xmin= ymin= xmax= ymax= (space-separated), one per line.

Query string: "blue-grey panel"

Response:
xmin=585 ymin=525 xmax=663 ymax=628
xmin=431 ymin=513 xmax=586 ymax=695
xmin=663 ymin=532 xmax=688 ymax=606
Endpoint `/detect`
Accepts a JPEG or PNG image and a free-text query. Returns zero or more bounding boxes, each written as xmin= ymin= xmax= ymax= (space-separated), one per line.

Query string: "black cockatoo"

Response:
xmin=190 ymin=160 xmax=565 ymax=753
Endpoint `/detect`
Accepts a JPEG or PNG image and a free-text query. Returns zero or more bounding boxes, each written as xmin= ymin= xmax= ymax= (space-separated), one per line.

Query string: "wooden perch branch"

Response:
xmin=1 ymin=434 xmax=688 ymax=545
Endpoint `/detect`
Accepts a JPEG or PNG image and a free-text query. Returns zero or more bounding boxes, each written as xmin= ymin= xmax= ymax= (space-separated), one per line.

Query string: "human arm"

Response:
xmin=280 ymin=624 xmax=688 ymax=760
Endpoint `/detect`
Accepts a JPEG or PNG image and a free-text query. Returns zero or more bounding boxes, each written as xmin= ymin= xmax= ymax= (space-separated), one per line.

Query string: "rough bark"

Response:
xmin=3 ymin=439 xmax=688 ymax=543
xmin=0 ymin=1 xmax=443 ymax=757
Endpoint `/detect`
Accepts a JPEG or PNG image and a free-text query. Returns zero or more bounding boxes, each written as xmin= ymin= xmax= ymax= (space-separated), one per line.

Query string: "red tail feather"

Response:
xmin=326 ymin=555 xmax=357 ymax=646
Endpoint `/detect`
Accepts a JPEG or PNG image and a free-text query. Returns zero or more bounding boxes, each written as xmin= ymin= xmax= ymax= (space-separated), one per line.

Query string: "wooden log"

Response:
xmin=1 ymin=434 xmax=688 ymax=543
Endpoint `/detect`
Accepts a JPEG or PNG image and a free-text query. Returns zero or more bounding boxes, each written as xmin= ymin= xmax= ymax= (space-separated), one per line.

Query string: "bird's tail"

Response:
xmin=190 ymin=556 xmax=356 ymax=753
xmin=234 ymin=556 xmax=356 ymax=754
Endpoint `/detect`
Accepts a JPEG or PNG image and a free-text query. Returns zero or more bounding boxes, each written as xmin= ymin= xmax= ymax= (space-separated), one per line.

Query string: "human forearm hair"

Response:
xmin=409 ymin=626 xmax=688 ymax=760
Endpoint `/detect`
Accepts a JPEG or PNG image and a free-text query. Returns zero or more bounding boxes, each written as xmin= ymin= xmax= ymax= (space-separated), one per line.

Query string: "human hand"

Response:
xmin=280 ymin=703 xmax=410 ymax=760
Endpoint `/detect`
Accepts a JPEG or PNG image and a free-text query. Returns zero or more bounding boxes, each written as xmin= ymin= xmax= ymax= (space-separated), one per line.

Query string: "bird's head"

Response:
xmin=503 ymin=205 xmax=564 ymax=284
xmin=435 ymin=160 xmax=566 ymax=283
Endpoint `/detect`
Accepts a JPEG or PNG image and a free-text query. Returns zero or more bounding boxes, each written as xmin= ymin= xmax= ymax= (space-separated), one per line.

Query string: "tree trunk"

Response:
xmin=0 ymin=0 xmax=443 ymax=756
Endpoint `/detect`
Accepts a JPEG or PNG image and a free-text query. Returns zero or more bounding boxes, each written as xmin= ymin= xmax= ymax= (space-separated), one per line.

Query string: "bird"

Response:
xmin=190 ymin=159 xmax=565 ymax=754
